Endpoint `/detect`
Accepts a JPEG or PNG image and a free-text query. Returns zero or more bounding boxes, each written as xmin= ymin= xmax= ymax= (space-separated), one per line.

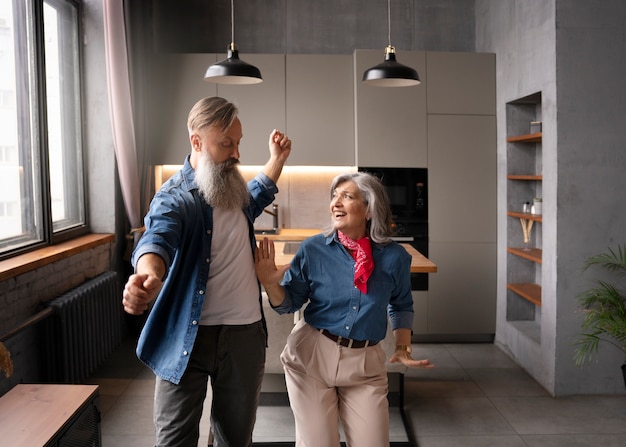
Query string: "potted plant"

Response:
xmin=573 ymin=244 xmax=626 ymax=388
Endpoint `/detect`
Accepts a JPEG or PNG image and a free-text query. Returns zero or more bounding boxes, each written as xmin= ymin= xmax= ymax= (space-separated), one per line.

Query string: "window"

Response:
xmin=0 ymin=0 xmax=86 ymax=259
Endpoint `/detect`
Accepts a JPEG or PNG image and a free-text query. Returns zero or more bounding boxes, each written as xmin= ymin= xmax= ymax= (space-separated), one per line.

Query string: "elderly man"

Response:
xmin=122 ymin=96 xmax=292 ymax=447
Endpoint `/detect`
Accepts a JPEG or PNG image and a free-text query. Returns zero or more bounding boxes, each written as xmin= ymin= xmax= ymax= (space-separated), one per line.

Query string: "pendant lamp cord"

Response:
xmin=230 ymin=0 xmax=235 ymax=45
xmin=387 ymin=0 xmax=391 ymax=47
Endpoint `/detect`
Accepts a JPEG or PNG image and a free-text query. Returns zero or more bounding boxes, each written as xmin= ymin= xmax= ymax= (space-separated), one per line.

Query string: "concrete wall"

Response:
xmin=553 ymin=0 xmax=626 ymax=395
xmin=476 ymin=0 xmax=626 ymax=395
xmin=151 ymin=0 xmax=476 ymax=54
xmin=476 ymin=0 xmax=559 ymax=394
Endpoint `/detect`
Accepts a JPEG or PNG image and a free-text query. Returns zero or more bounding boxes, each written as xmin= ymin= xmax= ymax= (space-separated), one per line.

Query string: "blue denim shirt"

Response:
xmin=132 ymin=155 xmax=277 ymax=384
xmin=273 ymin=232 xmax=414 ymax=342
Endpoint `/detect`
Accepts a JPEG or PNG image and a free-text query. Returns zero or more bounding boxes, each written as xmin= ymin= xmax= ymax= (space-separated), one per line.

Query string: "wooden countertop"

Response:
xmin=255 ymin=228 xmax=321 ymax=241
xmin=257 ymin=229 xmax=437 ymax=273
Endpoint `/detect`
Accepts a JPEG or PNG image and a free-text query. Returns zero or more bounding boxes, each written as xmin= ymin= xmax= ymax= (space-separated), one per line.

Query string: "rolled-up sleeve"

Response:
xmin=387 ymin=251 xmax=414 ymax=331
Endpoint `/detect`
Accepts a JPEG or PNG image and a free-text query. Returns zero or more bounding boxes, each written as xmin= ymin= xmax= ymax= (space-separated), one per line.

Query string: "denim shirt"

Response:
xmin=132 ymin=155 xmax=277 ymax=384
xmin=273 ymin=232 xmax=414 ymax=342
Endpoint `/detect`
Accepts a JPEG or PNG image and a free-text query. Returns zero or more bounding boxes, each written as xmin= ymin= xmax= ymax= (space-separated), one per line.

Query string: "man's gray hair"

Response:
xmin=187 ymin=97 xmax=238 ymax=134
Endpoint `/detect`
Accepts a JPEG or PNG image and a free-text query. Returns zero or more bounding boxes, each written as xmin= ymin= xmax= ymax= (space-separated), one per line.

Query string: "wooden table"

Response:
xmin=0 ymin=384 xmax=100 ymax=446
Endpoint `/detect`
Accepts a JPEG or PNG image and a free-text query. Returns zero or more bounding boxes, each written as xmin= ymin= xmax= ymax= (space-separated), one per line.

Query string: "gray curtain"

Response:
xmin=102 ymin=0 xmax=153 ymax=256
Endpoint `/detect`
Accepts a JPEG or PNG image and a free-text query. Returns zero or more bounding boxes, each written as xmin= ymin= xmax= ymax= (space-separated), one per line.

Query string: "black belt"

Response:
xmin=319 ymin=329 xmax=378 ymax=349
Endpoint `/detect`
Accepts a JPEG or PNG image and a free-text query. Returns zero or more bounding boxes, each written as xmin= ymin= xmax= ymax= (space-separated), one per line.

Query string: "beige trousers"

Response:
xmin=281 ymin=320 xmax=390 ymax=447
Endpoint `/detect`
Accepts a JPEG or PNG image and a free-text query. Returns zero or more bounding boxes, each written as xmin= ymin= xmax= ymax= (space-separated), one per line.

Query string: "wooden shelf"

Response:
xmin=507 ymin=174 xmax=543 ymax=181
xmin=506 ymin=132 xmax=542 ymax=143
xmin=507 ymin=283 xmax=542 ymax=306
xmin=507 ymin=211 xmax=543 ymax=222
xmin=507 ymin=247 xmax=542 ymax=264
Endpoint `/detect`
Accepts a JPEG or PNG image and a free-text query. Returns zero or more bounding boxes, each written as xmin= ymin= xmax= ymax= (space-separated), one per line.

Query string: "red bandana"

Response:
xmin=338 ymin=231 xmax=374 ymax=294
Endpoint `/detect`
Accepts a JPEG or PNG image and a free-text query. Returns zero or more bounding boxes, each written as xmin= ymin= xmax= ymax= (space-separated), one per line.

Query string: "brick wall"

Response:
xmin=0 ymin=242 xmax=115 ymax=396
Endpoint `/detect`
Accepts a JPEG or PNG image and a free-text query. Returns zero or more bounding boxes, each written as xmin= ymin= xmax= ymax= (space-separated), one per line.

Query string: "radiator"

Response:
xmin=42 ymin=271 xmax=123 ymax=383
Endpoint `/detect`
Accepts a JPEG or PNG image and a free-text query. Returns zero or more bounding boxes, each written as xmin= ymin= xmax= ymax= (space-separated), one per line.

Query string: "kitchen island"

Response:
xmin=255 ymin=228 xmax=437 ymax=273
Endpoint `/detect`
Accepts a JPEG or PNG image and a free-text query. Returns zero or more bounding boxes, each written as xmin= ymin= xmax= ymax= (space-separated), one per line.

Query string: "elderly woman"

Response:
xmin=255 ymin=171 xmax=433 ymax=447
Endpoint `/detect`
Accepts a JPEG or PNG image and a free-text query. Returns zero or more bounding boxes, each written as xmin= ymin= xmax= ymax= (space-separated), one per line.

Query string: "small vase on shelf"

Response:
xmin=520 ymin=218 xmax=534 ymax=251
xmin=531 ymin=198 xmax=542 ymax=215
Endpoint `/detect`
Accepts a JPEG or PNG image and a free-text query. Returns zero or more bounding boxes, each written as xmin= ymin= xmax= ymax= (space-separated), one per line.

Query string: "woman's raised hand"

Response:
xmin=255 ymin=237 xmax=290 ymax=286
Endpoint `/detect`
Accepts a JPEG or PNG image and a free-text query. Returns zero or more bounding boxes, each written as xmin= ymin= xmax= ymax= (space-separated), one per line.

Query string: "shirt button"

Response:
xmin=199 ymin=290 xmax=205 ymax=295
xmin=206 ymin=229 xmax=212 ymax=235
xmin=345 ymin=326 xmax=350 ymax=330
xmin=192 ymin=320 xmax=198 ymax=325
xmin=183 ymin=351 xmax=188 ymax=356
xmin=352 ymin=306 xmax=357 ymax=310
xmin=205 ymin=258 xmax=210 ymax=263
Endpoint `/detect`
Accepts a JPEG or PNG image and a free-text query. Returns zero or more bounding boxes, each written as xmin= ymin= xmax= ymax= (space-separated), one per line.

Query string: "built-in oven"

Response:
xmin=358 ymin=167 xmax=429 ymax=291
xmin=358 ymin=167 xmax=427 ymax=222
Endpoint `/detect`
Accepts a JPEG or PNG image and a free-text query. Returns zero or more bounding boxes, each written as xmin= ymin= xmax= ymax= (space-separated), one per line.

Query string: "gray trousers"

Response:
xmin=154 ymin=321 xmax=266 ymax=447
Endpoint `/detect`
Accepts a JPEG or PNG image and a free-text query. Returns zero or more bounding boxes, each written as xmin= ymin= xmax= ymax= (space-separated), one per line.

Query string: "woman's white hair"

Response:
xmin=323 ymin=172 xmax=394 ymax=244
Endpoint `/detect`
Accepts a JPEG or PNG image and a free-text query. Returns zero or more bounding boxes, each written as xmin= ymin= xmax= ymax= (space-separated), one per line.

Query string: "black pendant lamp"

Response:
xmin=204 ymin=0 xmax=262 ymax=85
xmin=362 ymin=0 xmax=420 ymax=87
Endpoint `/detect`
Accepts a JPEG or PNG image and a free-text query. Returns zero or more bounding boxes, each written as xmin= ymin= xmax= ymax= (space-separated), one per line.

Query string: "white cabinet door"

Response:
xmin=286 ymin=54 xmax=354 ymax=166
xmin=218 ymin=54 xmax=286 ymax=166
xmin=354 ymin=50 xmax=427 ymax=167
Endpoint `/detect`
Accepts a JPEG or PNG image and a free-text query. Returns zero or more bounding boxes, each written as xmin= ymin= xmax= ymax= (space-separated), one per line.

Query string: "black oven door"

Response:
xmin=358 ymin=167 xmax=427 ymax=222
xmin=358 ymin=167 xmax=429 ymax=290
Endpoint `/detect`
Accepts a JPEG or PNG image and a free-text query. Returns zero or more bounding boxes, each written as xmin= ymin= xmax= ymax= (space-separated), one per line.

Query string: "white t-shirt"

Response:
xmin=199 ymin=208 xmax=261 ymax=325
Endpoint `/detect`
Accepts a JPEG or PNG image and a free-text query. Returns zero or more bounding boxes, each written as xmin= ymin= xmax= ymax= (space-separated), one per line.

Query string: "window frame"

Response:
xmin=0 ymin=0 xmax=88 ymax=261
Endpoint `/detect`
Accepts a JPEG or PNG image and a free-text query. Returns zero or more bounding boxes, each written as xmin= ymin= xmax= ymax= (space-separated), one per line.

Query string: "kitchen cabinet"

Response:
xmin=355 ymin=50 xmax=498 ymax=340
xmin=426 ymin=51 xmax=496 ymax=115
xmin=354 ymin=50 xmax=495 ymax=167
xmin=505 ymin=92 xmax=543 ymax=329
xmin=425 ymin=242 xmax=497 ymax=337
xmin=150 ymin=53 xmax=353 ymax=166
xmin=286 ymin=55 xmax=354 ymax=166
xmin=354 ymin=50 xmax=427 ymax=167
xmin=423 ymin=114 xmax=497 ymax=339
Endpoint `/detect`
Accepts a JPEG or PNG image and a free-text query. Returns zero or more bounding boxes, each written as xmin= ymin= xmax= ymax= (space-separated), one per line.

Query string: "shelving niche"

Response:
xmin=505 ymin=93 xmax=543 ymax=328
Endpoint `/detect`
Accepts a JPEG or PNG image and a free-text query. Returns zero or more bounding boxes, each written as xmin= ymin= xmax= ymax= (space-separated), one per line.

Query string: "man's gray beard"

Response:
xmin=195 ymin=155 xmax=250 ymax=210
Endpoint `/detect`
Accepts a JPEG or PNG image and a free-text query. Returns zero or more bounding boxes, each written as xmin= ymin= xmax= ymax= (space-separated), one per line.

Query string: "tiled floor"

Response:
xmin=87 ymin=336 xmax=626 ymax=447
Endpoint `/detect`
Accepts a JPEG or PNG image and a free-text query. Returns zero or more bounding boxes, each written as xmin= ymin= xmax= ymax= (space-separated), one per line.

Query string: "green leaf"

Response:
xmin=573 ymin=244 xmax=626 ymax=366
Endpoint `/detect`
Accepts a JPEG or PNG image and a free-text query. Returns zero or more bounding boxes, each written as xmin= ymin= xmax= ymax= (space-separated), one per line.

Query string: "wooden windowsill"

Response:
xmin=0 ymin=233 xmax=115 ymax=282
